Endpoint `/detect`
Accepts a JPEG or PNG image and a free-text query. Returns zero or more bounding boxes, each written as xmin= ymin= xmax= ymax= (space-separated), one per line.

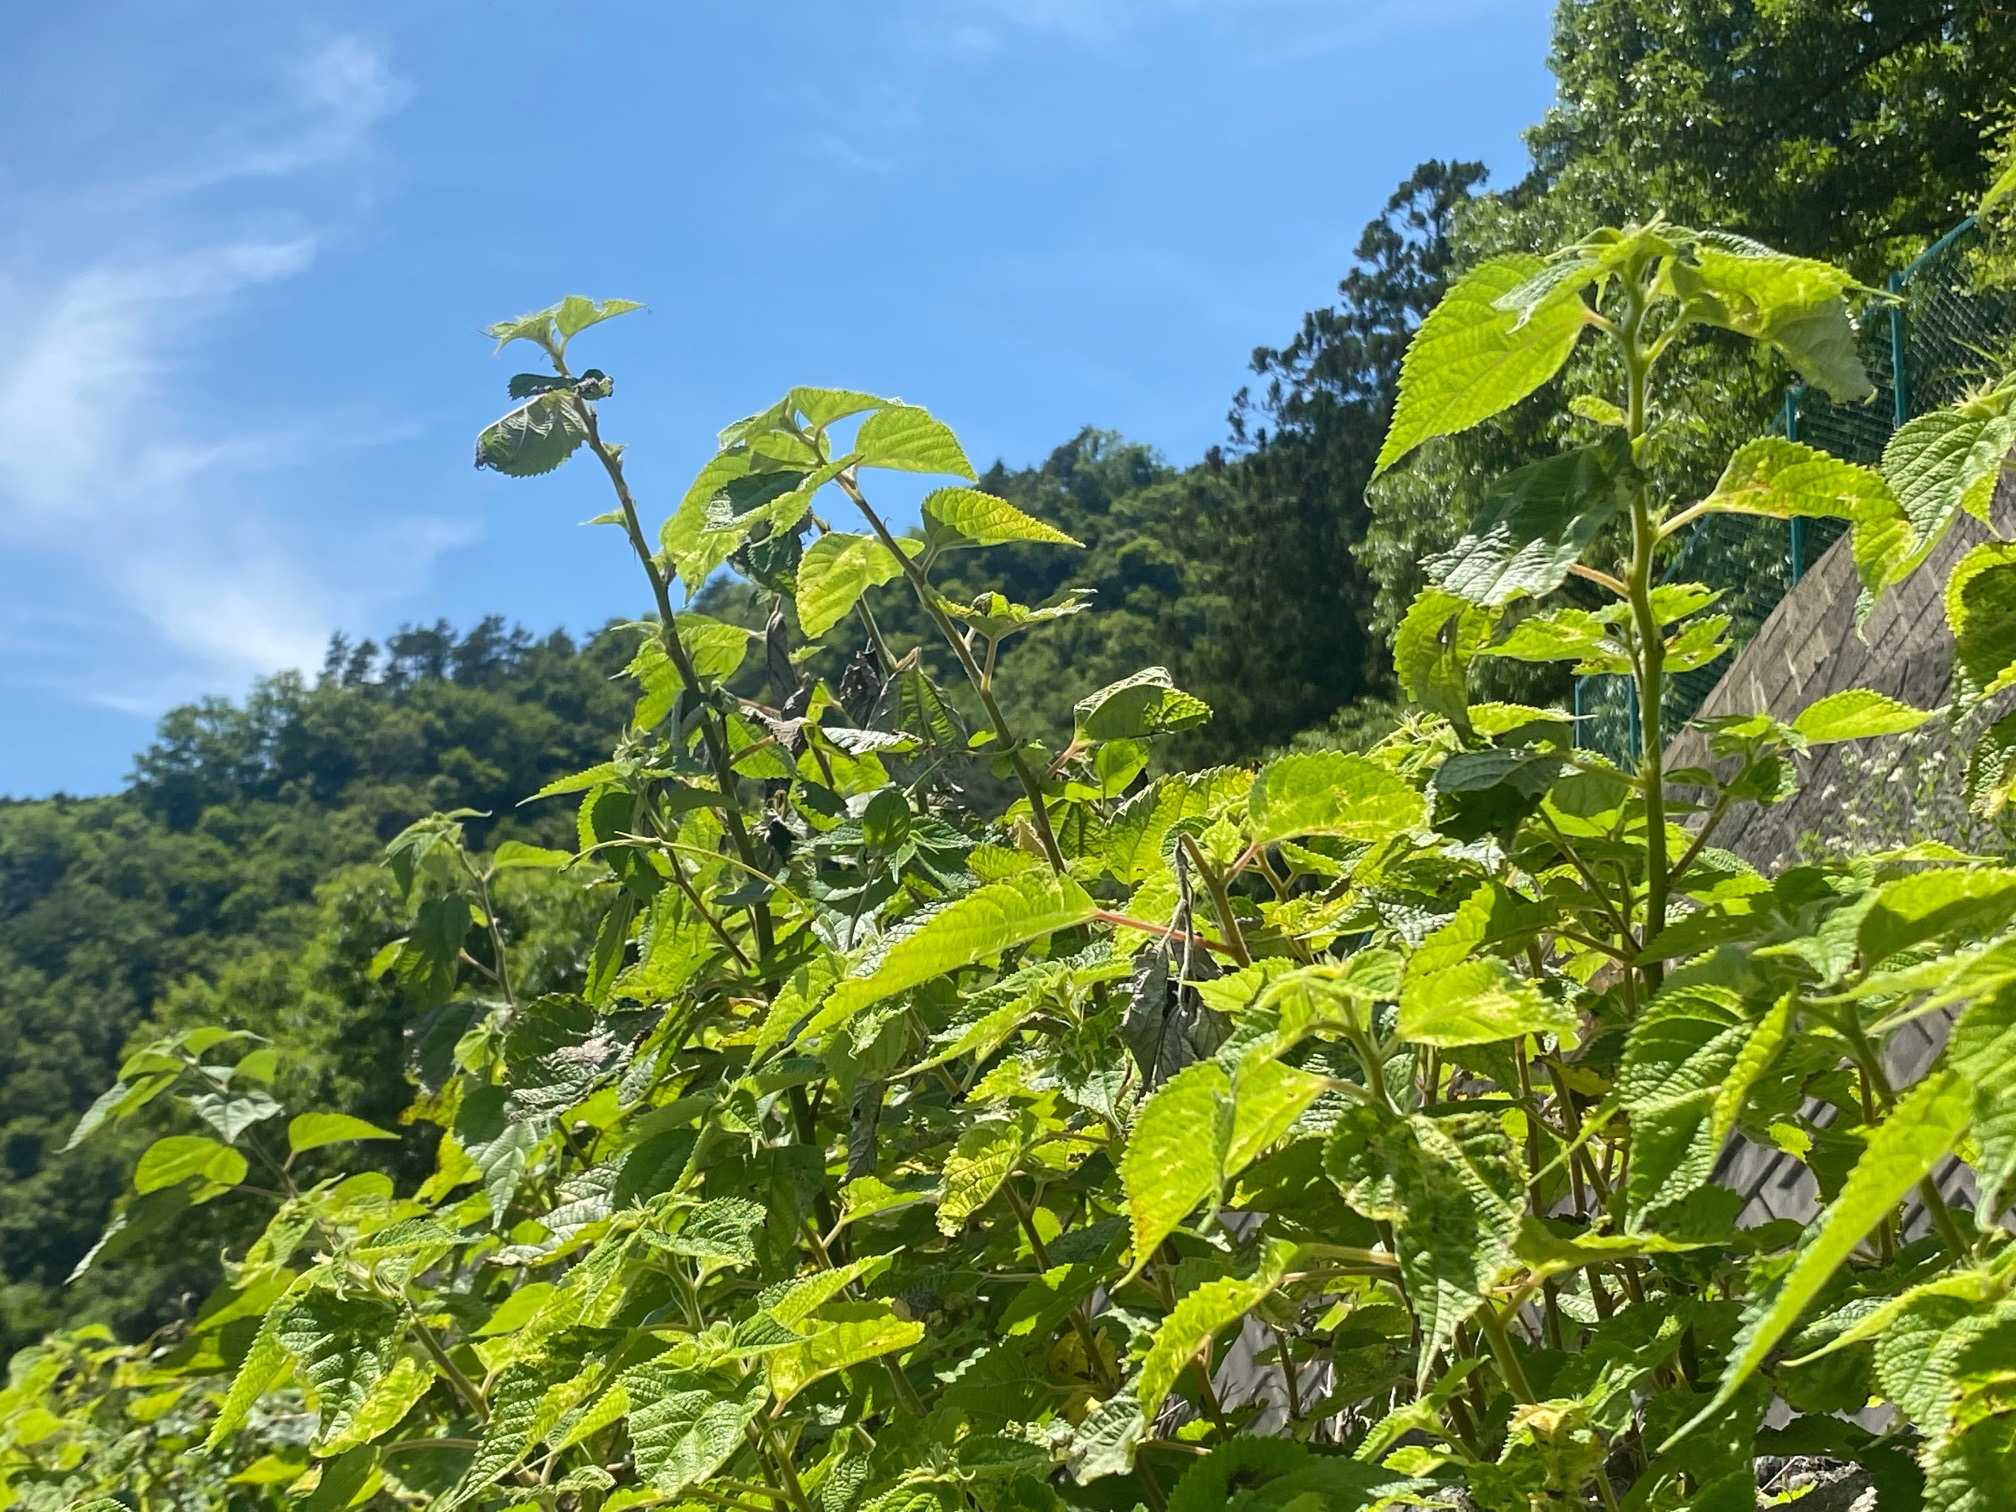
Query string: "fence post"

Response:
xmin=1783 ymin=387 xmax=1804 ymax=582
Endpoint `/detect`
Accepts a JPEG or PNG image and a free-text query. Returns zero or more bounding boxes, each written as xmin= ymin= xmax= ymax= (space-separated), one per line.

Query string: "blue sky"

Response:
xmin=1 ymin=2 xmax=1556 ymax=796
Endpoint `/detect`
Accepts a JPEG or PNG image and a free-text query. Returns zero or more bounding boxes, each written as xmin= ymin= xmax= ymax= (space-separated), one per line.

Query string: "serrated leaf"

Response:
xmin=1664 ymin=1069 xmax=1972 ymax=1449
xmin=275 ymin=1292 xmax=405 ymax=1454
xmin=855 ymin=404 xmax=976 ymax=479
xmin=767 ymin=1313 xmax=924 ymax=1406
xmin=937 ymin=1114 xmax=1031 ymax=1235
xmin=314 ymin=1354 xmax=434 ymax=1458
xmin=288 ymin=1112 xmax=399 ymax=1155
xmin=1073 ymin=666 xmax=1211 ymax=741
xmin=796 ymin=532 xmax=924 ymax=638
xmin=624 ymin=616 xmax=757 ymax=728
xmin=1168 ymin=1431 xmax=1418 ymax=1510
xmin=1967 ymin=711 xmax=2016 ymax=819
xmin=1883 ymin=405 xmax=2016 ymax=581
xmin=1673 ymin=240 xmax=1870 ymax=400
xmin=135 ymin=1133 xmax=247 ymax=1195
xmin=1789 ymin=688 xmax=1934 ymax=744
xmin=553 ymin=294 xmax=644 ymax=339
xmin=1375 ymin=253 xmax=1590 ymax=475
xmin=622 ymin=1368 xmax=767 ymax=1494
xmin=202 ymin=1285 xmax=302 ymax=1449
xmin=656 ymin=1197 xmax=766 ymax=1271
xmin=189 ymin=1088 xmax=283 ymax=1144
xmin=436 ymin=1360 xmax=554 ymax=1512
xmin=491 ymin=840 xmax=572 ymax=871
xmin=474 ymin=391 xmax=588 ymax=477
xmin=1949 ymin=984 xmax=2016 ymax=1221
xmin=1948 ymin=541 xmax=2016 ymax=700
xmin=1394 ymin=586 xmax=1495 ymax=724
xmin=787 ymin=385 xmax=891 ymax=431
xmin=1859 ymin=866 xmax=2016 ymax=966
xmin=1423 ymin=436 xmax=1630 ymax=606
xmin=1699 ymin=437 xmax=1897 ymax=525
xmin=1066 ymin=1394 xmax=1146 ymax=1482
xmin=1398 ymin=957 xmax=1580 ymax=1048
xmin=455 ymin=1083 xmax=543 ymax=1225
xmin=816 ymin=872 xmax=1097 ymax=1030
xmin=1246 ymin=750 xmax=1428 ymax=848
xmin=1120 ymin=1056 xmax=1323 ymax=1273
xmin=1325 ymin=1106 xmax=1523 ymax=1379
xmin=1618 ymin=985 xmax=1792 ymax=1224
xmin=1138 ymin=1245 xmax=1290 ymax=1419
xmin=922 ymin=486 xmax=1081 ymax=548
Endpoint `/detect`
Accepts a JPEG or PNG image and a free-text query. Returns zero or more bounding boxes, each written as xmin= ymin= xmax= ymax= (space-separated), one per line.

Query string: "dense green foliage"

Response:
xmin=11 ymin=188 xmax=2016 ymax=1512
xmin=6 ymin=9 xmax=2016 ymax=1509
xmin=0 ymin=627 xmax=628 ymax=1349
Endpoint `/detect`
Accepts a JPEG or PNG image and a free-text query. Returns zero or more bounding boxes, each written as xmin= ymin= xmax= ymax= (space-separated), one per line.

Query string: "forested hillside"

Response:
xmin=4 ymin=0 xmax=2012 ymax=1369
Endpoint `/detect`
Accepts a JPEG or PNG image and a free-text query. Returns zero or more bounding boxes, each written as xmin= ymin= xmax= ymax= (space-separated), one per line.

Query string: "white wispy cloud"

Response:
xmin=0 ymin=32 xmax=468 ymax=722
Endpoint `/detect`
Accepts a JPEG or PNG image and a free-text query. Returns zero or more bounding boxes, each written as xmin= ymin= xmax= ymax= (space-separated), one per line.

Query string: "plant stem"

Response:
xmin=1179 ymin=833 xmax=1252 ymax=968
xmin=1617 ymin=268 xmax=1669 ymax=978
xmin=411 ymin=1319 xmax=488 ymax=1424
xmin=1476 ymin=1303 xmax=1537 ymax=1405
xmin=572 ymin=394 xmax=776 ymax=962
xmin=835 ymin=472 xmax=1067 ymax=873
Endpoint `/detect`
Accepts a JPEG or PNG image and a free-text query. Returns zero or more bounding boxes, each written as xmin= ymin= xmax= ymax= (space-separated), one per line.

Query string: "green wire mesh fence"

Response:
xmin=1574 ymin=218 xmax=2016 ymax=761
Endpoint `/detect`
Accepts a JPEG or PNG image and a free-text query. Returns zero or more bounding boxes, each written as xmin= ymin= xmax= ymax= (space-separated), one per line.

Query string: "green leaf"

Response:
xmin=1398 ymin=957 xmax=1580 ymax=1048
xmin=1986 ymin=159 xmax=2016 ymax=215
xmin=1120 ymin=1056 xmax=1323 ymax=1274
xmin=786 ymin=386 xmax=891 ymax=431
xmin=1883 ymin=405 xmax=2016 ymax=574
xmin=288 ymin=1112 xmax=399 ymax=1155
xmin=1789 ymin=688 xmax=1934 ymax=744
xmin=656 ymin=1197 xmax=766 ymax=1272
xmin=1394 ymin=586 xmax=1495 ymax=724
xmin=939 ymin=587 xmax=1094 ymax=640
xmin=1167 ymin=1436 xmax=1416 ymax=1512
xmin=202 ymin=1286 xmax=301 ymax=1449
xmin=1325 ymin=1106 xmax=1524 ymax=1378
xmin=276 ymin=1291 xmax=405 ymax=1454
xmin=1138 ymin=1244 xmax=1290 ymax=1419
xmin=1859 ymin=866 xmax=2016 ymax=966
xmin=553 ymin=294 xmax=644 ymax=340
xmin=1065 ymin=1395 xmax=1146 ymax=1483
xmin=1664 ymin=1069 xmax=1972 ymax=1449
xmin=474 ymin=392 xmax=589 ymax=477
xmin=795 ymin=532 xmax=924 ymax=638
xmin=1246 ymin=751 xmax=1428 ymax=848
xmin=189 ymin=1088 xmax=283 ymax=1144
xmin=622 ymin=1368 xmax=767 ymax=1494
xmin=1948 ymin=985 xmax=2016 ymax=1221
xmin=1073 ymin=667 xmax=1212 ymax=741
xmin=816 ymin=872 xmax=1097 ymax=1030
xmin=1948 ymin=541 xmax=2016 ymax=699
xmin=134 ymin=1133 xmax=247 ymax=1195
xmin=922 ymin=486 xmax=1082 ymax=548
xmin=437 ymin=1360 xmax=556 ymax=1512
xmin=766 ymin=1312 xmax=924 ymax=1406
xmin=1422 ymin=436 xmax=1630 ymax=606
xmin=1672 ymin=239 xmax=1870 ymax=400
xmin=1375 ymin=253 xmax=1590 ymax=475
xmin=1699 ymin=437 xmax=1897 ymax=529
xmin=936 ymin=1115 xmax=1031 ymax=1235
xmin=855 ymin=404 xmax=976 ymax=479
xmin=1619 ymin=986 xmax=1794 ymax=1224
xmin=456 ymin=1083 xmax=544 ymax=1224
xmin=491 ymin=840 xmax=572 ymax=871
xmin=1967 ymin=712 xmax=2016 ymax=819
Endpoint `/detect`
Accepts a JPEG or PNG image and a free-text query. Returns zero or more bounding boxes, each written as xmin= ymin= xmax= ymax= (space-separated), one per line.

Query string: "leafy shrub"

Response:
xmin=9 ymin=228 xmax=2016 ymax=1512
